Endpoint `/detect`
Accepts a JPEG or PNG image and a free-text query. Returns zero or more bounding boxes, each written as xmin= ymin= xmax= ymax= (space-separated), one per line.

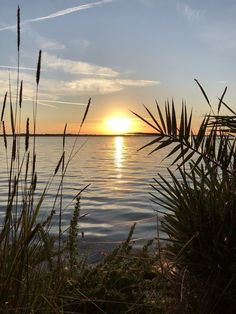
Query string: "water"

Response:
xmin=0 ymin=135 xmax=172 ymax=257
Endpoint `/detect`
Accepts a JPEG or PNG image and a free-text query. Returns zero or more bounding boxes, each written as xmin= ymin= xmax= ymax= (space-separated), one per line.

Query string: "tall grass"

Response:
xmin=0 ymin=7 xmax=93 ymax=312
xmin=0 ymin=8 xmax=167 ymax=314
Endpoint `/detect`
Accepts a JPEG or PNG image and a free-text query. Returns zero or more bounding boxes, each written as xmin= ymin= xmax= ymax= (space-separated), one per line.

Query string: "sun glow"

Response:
xmin=106 ymin=117 xmax=132 ymax=134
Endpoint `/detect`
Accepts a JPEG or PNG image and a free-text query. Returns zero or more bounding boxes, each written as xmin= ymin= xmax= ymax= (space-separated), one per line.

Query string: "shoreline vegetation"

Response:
xmin=1 ymin=7 xmax=236 ymax=314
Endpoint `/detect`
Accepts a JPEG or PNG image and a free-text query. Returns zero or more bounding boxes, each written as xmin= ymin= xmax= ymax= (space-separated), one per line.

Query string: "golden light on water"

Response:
xmin=114 ymin=136 xmax=124 ymax=190
xmin=106 ymin=117 xmax=132 ymax=134
xmin=115 ymin=136 xmax=123 ymax=169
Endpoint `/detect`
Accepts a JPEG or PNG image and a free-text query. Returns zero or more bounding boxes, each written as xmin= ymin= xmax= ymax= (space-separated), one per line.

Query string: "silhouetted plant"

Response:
xmin=134 ymin=81 xmax=236 ymax=312
xmin=0 ymin=7 xmax=92 ymax=313
xmin=0 ymin=7 xmax=167 ymax=314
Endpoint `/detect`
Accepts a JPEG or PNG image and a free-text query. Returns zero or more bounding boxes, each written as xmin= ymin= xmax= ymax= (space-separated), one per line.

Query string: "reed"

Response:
xmin=0 ymin=7 xmax=162 ymax=314
xmin=0 ymin=9 xmax=171 ymax=311
xmin=0 ymin=7 xmax=94 ymax=313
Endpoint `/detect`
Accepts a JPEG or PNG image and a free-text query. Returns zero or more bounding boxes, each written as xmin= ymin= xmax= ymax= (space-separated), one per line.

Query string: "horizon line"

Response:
xmin=0 ymin=132 xmax=157 ymax=137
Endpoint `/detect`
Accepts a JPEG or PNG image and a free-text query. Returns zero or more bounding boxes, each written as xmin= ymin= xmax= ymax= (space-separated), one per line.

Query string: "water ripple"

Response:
xmin=0 ymin=136 xmax=174 ymax=243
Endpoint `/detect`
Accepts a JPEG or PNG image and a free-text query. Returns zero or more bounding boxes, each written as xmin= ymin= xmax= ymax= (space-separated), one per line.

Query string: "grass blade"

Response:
xmin=80 ymin=98 xmax=91 ymax=130
xmin=218 ymin=86 xmax=227 ymax=114
xmin=1 ymin=92 xmax=7 ymax=121
xmin=36 ymin=50 xmax=42 ymax=86
xmin=19 ymin=80 xmax=23 ymax=108
xmin=17 ymin=6 xmax=20 ymax=51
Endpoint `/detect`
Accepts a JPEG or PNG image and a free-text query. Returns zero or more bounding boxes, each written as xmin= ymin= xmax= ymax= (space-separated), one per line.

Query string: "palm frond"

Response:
xmin=133 ymin=94 xmax=236 ymax=173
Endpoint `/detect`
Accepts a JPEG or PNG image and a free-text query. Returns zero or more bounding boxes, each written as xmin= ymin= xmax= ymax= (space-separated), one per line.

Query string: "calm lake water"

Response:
xmin=0 ymin=135 xmax=172 ymax=257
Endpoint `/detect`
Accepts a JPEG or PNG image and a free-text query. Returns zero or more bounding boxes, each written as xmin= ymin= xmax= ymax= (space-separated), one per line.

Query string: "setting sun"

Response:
xmin=106 ymin=117 xmax=132 ymax=134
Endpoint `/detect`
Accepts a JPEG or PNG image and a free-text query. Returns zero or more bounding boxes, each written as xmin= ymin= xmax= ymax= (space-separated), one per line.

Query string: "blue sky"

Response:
xmin=0 ymin=0 xmax=235 ymax=133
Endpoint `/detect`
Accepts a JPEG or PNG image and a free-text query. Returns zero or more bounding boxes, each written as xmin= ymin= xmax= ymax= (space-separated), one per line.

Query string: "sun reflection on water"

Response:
xmin=114 ymin=137 xmax=125 ymax=190
xmin=115 ymin=136 xmax=124 ymax=169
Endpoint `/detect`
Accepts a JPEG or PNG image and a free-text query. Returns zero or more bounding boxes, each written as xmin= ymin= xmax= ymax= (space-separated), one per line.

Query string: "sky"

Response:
xmin=0 ymin=0 xmax=235 ymax=134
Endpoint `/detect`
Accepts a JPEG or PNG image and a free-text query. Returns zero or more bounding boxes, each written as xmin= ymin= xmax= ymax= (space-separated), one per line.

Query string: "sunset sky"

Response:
xmin=0 ymin=0 xmax=235 ymax=134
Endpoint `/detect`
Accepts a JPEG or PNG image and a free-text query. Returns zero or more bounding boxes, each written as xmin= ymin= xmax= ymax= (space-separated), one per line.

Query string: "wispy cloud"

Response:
xmin=30 ymin=100 xmax=58 ymax=109
xmin=117 ymin=79 xmax=158 ymax=87
xmin=24 ymin=97 xmax=87 ymax=109
xmin=66 ymin=78 xmax=159 ymax=94
xmin=0 ymin=0 xmax=112 ymax=32
xmin=70 ymin=38 xmax=90 ymax=53
xmin=0 ymin=67 xmax=159 ymax=96
xmin=43 ymin=52 xmax=118 ymax=77
xmin=29 ymin=32 xmax=65 ymax=51
xmin=177 ymin=3 xmax=203 ymax=22
xmin=0 ymin=65 xmax=39 ymax=72
xmin=38 ymin=99 xmax=87 ymax=106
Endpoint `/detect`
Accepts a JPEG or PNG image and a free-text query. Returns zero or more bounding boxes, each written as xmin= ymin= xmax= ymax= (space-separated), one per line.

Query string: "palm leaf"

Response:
xmin=217 ymin=98 xmax=236 ymax=115
xmin=218 ymin=86 xmax=227 ymax=114
xmin=130 ymin=110 xmax=160 ymax=132
xmin=156 ymin=100 xmax=166 ymax=133
xmin=137 ymin=135 xmax=164 ymax=151
xmin=194 ymin=78 xmax=212 ymax=111
xmin=143 ymin=104 xmax=163 ymax=133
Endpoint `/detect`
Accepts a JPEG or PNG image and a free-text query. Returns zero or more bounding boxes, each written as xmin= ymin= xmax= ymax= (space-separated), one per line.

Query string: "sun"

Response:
xmin=106 ymin=117 xmax=132 ymax=134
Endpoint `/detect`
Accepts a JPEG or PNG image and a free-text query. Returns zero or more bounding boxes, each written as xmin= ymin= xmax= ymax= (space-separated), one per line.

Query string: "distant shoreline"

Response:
xmin=0 ymin=133 xmax=157 ymax=137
